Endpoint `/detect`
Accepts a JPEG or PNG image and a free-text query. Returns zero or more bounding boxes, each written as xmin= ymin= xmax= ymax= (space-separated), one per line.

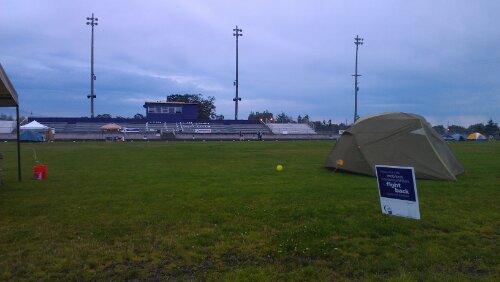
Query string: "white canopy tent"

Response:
xmin=20 ymin=120 xmax=49 ymax=130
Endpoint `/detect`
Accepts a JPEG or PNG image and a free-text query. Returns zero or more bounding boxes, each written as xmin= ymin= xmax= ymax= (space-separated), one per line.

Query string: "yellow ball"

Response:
xmin=276 ymin=164 xmax=283 ymax=171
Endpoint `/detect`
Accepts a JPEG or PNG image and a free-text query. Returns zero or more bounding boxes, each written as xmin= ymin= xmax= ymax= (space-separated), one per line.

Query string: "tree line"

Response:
xmin=247 ymin=110 xmax=350 ymax=132
xmin=432 ymin=119 xmax=499 ymax=137
xmin=248 ymin=110 xmax=499 ymax=136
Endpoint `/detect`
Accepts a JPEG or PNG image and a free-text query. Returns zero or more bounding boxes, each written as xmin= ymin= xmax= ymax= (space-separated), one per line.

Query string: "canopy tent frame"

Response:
xmin=0 ymin=63 xmax=21 ymax=181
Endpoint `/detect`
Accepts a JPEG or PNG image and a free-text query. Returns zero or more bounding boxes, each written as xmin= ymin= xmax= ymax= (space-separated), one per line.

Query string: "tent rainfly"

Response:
xmin=441 ymin=133 xmax=455 ymax=142
xmin=466 ymin=132 xmax=487 ymax=141
xmin=324 ymin=112 xmax=464 ymax=181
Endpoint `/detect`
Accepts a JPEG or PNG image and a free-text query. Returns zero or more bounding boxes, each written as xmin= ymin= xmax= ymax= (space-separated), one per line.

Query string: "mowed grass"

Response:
xmin=0 ymin=140 xmax=498 ymax=281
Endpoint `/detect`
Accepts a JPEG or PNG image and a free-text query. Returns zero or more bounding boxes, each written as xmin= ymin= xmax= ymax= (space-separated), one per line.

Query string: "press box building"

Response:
xmin=143 ymin=101 xmax=199 ymax=123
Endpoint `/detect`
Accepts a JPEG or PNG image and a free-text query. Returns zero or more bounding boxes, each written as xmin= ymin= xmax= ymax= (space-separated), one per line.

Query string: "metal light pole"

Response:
xmin=16 ymin=105 xmax=21 ymax=181
xmin=353 ymin=35 xmax=363 ymax=123
xmin=233 ymin=25 xmax=242 ymax=120
xmin=86 ymin=13 xmax=98 ymax=118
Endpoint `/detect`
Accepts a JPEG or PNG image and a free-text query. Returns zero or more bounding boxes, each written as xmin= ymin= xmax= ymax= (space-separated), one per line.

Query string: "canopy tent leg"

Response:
xmin=16 ymin=106 xmax=21 ymax=181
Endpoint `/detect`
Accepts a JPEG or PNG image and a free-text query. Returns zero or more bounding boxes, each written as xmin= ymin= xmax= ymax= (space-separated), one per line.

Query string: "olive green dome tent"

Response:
xmin=325 ymin=112 xmax=464 ymax=180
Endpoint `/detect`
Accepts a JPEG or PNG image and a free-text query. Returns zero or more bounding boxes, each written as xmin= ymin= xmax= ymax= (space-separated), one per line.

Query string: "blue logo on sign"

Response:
xmin=383 ymin=205 xmax=393 ymax=214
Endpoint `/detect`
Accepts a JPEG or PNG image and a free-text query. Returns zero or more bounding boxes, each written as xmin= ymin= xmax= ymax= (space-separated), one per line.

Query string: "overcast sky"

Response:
xmin=1 ymin=0 xmax=499 ymax=126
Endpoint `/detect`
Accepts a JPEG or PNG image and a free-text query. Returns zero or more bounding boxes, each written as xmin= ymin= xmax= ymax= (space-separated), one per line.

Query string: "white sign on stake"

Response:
xmin=375 ymin=165 xmax=421 ymax=220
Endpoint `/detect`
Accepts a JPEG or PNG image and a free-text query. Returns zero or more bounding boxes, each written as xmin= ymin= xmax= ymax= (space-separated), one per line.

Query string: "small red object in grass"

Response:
xmin=33 ymin=165 xmax=48 ymax=180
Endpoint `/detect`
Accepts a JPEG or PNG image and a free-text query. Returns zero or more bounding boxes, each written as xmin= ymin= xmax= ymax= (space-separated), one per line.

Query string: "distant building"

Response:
xmin=143 ymin=101 xmax=199 ymax=123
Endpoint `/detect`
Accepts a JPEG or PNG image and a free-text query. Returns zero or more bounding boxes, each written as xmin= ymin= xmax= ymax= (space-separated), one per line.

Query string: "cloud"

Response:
xmin=1 ymin=0 xmax=499 ymax=126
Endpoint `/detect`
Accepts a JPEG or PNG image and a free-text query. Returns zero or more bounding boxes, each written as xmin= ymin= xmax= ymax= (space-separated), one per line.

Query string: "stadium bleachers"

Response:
xmin=177 ymin=122 xmax=271 ymax=134
xmin=74 ymin=122 xmax=107 ymax=132
xmin=231 ymin=124 xmax=271 ymax=134
xmin=38 ymin=122 xmax=68 ymax=133
xmin=266 ymin=123 xmax=316 ymax=134
xmin=44 ymin=121 xmax=272 ymax=135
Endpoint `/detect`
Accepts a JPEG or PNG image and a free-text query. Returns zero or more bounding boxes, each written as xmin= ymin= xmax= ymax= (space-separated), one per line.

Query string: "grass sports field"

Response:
xmin=0 ymin=140 xmax=498 ymax=280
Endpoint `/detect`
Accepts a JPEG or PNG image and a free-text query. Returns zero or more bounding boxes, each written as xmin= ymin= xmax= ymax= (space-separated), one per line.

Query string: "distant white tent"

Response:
xmin=20 ymin=120 xmax=49 ymax=130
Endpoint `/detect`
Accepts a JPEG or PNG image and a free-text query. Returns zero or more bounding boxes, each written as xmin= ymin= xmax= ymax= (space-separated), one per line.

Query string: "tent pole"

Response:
xmin=16 ymin=106 xmax=21 ymax=181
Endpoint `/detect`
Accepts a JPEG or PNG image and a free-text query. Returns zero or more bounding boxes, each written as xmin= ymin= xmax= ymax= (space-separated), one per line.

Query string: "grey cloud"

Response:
xmin=1 ymin=0 xmax=499 ymax=125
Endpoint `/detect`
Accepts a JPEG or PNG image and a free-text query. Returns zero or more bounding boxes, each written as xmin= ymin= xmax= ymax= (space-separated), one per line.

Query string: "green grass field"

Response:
xmin=0 ymin=141 xmax=498 ymax=281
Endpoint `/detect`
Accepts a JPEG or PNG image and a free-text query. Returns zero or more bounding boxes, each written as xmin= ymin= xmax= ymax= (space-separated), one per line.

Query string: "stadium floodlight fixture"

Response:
xmin=233 ymin=27 xmax=242 ymax=34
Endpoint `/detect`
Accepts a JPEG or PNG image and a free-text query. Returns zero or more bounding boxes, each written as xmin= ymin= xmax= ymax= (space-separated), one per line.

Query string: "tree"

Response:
xmin=248 ymin=110 xmax=274 ymax=122
xmin=96 ymin=114 xmax=112 ymax=118
xmin=433 ymin=125 xmax=446 ymax=135
xmin=167 ymin=94 xmax=217 ymax=120
xmin=484 ymin=119 xmax=499 ymax=136
xmin=338 ymin=123 xmax=349 ymax=130
xmin=275 ymin=112 xmax=294 ymax=123
xmin=134 ymin=113 xmax=145 ymax=119
xmin=448 ymin=125 xmax=467 ymax=134
xmin=312 ymin=121 xmax=323 ymax=130
xmin=302 ymin=114 xmax=310 ymax=124
xmin=297 ymin=114 xmax=310 ymax=124
xmin=467 ymin=123 xmax=485 ymax=134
